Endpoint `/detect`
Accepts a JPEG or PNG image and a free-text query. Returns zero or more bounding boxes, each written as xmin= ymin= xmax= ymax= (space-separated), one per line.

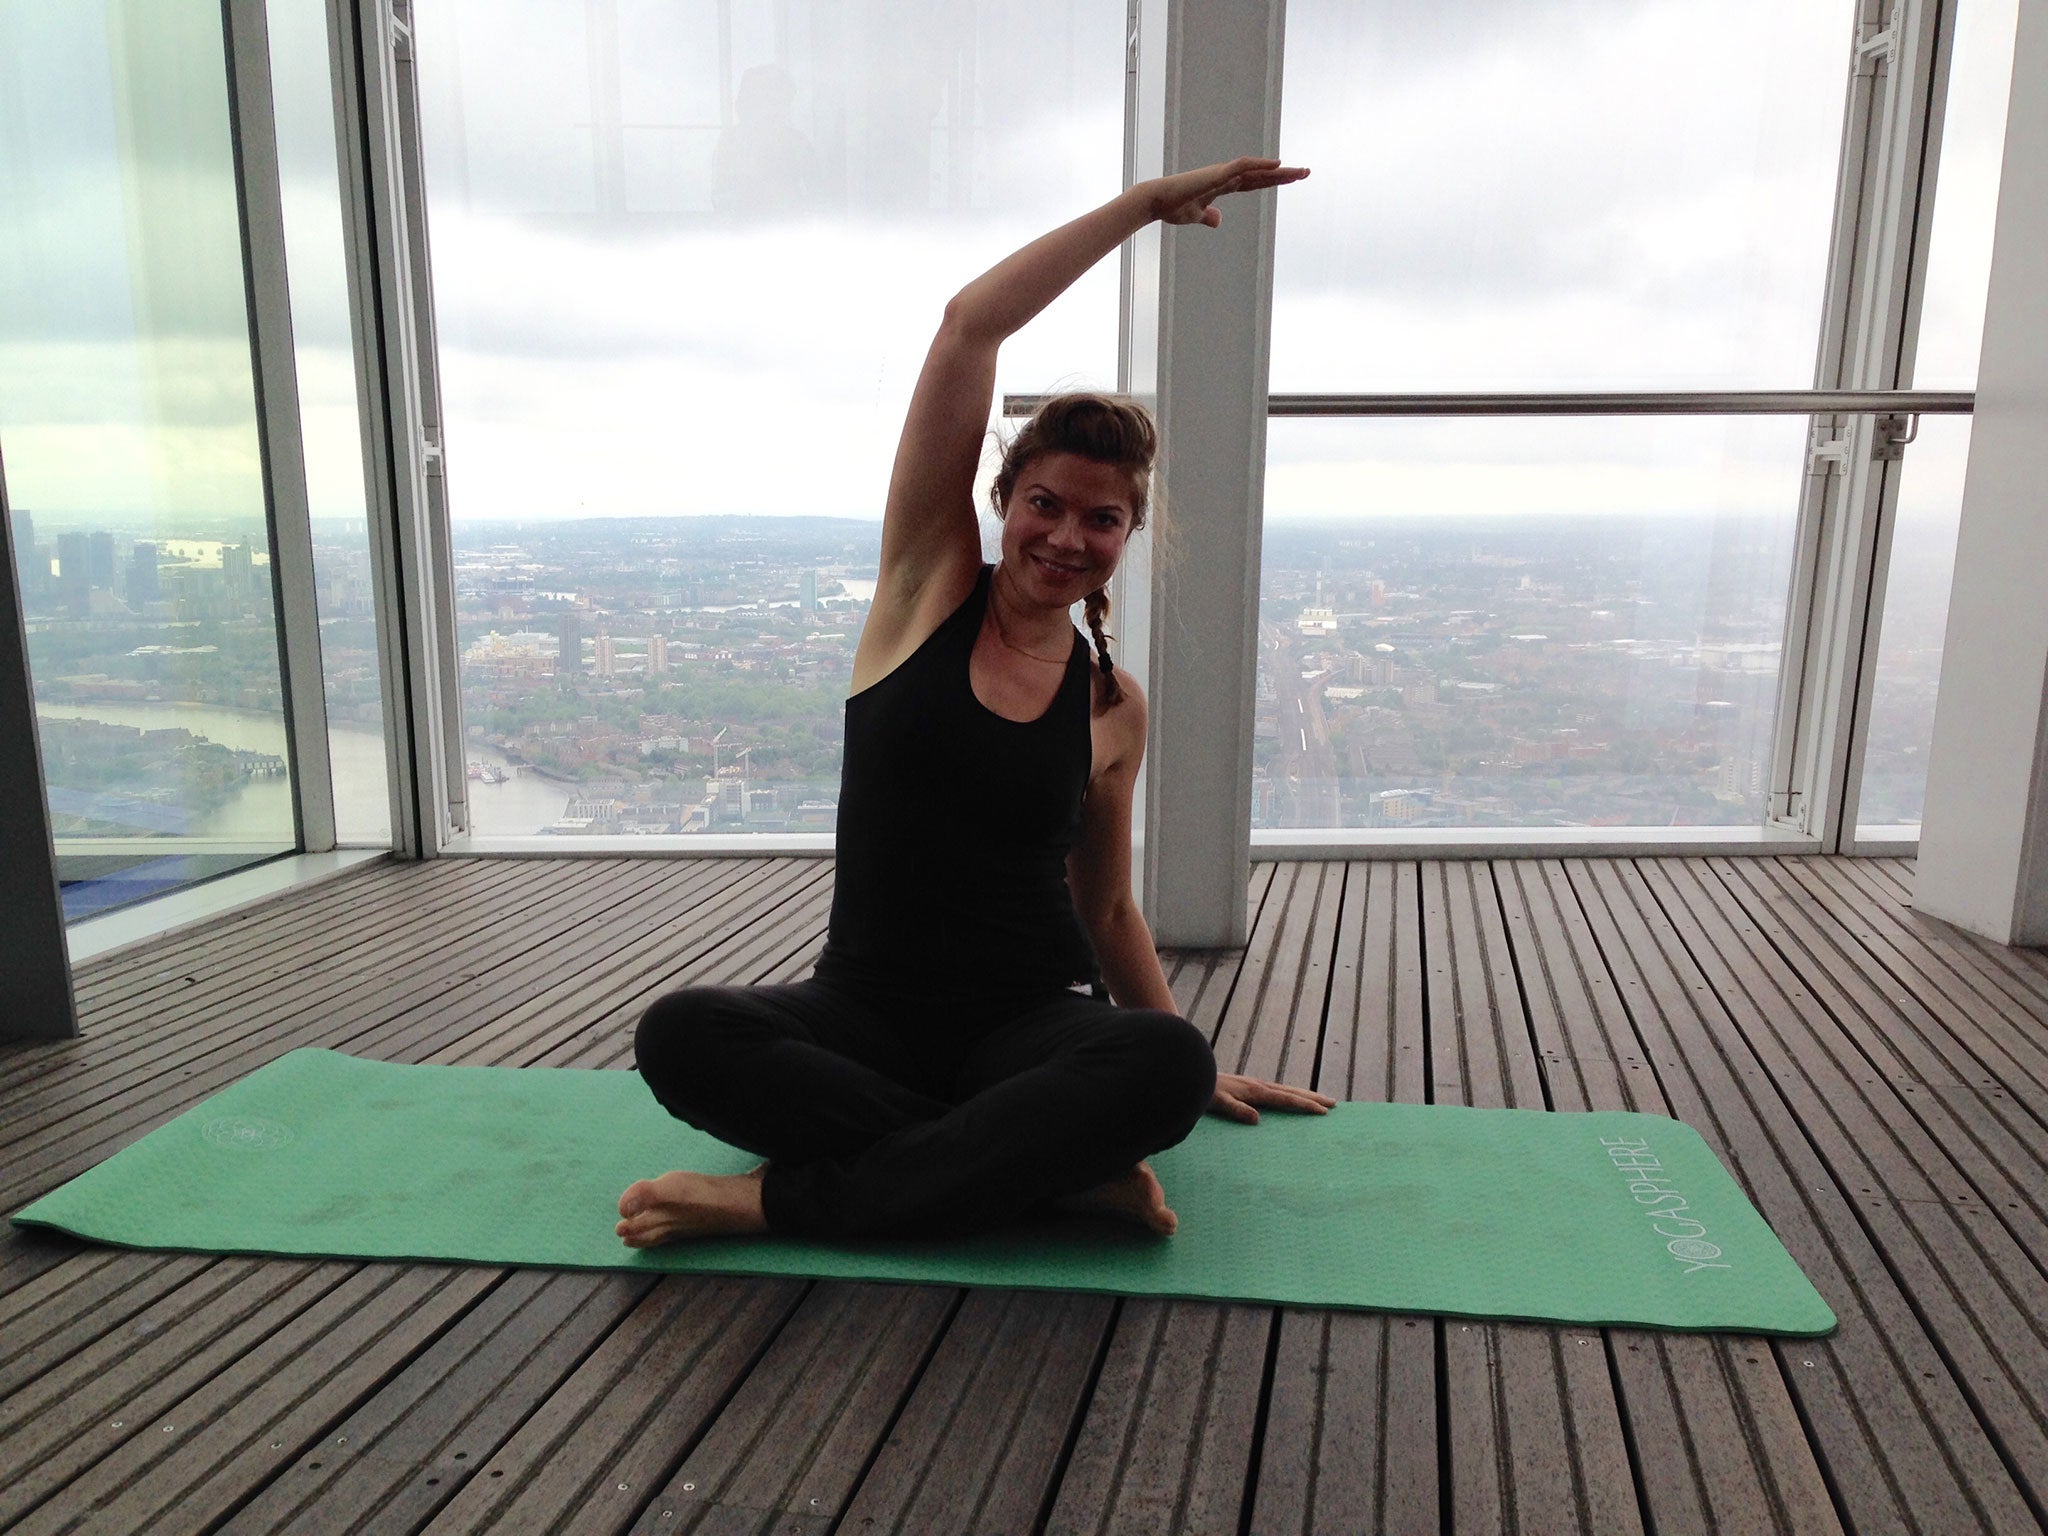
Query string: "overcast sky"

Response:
xmin=0 ymin=0 xmax=2016 ymax=528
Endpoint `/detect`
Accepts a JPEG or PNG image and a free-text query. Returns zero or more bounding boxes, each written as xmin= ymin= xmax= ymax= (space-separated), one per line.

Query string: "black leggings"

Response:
xmin=632 ymin=978 xmax=1217 ymax=1240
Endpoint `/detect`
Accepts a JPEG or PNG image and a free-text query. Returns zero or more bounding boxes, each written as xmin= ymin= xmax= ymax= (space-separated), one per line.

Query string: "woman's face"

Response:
xmin=1000 ymin=451 xmax=1140 ymax=608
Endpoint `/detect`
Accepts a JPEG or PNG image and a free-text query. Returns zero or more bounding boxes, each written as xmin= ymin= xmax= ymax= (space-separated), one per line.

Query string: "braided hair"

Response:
xmin=989 ymin=392 xmax=1157 ymax=712
xmin=1082 ymin=585 xmax=1122 ymax=707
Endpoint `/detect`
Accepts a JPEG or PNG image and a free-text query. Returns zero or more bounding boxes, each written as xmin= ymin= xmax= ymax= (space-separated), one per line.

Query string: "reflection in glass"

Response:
xmin=267 ymin=0 xmax=393 ymax=846
xmin=1271 ymin=0 xmax=1855 ymax=391
xmin=1854 ymin=0 xmax=2017 ymax=834
xmin=1254 ymin=417 xmax=1804 ymax=831
xmin=413 ymin=0 xmax=1125 ymax=837
xmin=1857 ymin=417 xmax=1970 ymax=830
xmin=1912 ymin=0 xmax=2020 ymax=388
xmin=0 ymin=1 xmax=297 ymax=915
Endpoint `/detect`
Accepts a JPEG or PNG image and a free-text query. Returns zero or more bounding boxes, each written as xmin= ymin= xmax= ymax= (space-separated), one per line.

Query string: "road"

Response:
xmin=1260 ymin=621 xmax=1342 ymax=827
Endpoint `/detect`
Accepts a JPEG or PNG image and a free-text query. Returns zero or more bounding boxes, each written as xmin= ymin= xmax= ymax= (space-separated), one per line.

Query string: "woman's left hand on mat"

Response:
xmin=1209 ymin=1073 xmax=1338 ymax=1125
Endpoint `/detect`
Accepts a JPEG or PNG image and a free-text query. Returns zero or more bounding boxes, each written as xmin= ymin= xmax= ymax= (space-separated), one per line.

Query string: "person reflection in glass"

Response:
xmin=711 ymin=65 xmax=819 ymax=216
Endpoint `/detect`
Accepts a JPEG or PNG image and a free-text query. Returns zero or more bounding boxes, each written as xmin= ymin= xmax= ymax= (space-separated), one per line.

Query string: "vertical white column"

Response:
xmin=328 ymin=0 xmax=464 ymax=856
xmin=225 ymin=0 xmax=338 ymax=854
xmin=1128 ymin=0 xmax=1286 ymax=948
xmin=1915 ymin=0 xmax=2048 ymax=945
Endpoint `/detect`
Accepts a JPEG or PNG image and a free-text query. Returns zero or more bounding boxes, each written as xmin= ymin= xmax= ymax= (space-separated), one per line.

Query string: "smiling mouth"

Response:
xmin=1030 ymin=553 xmax=1089 ymax=578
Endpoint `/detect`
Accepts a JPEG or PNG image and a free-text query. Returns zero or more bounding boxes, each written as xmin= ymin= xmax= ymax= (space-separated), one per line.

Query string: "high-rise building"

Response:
xmin=594 ymin=631 xmax=616 ymax=678
xmin=55 ymin=532 xmax=91 ymax=615
xmin=7 ymin=509 xmax=43 ymax=599
xmin=557 ymin=612 xmax=584 ymax=677
xmin=222 ymin=542 xmax=254 ymax=592
xmin=127 ymin=542 xmax=160 ymax=609
xmin=799 ymin=569 xmax=818 ymax=614
xmin=647 ymin=633 xmax=669 ymax=675
xmin=88 ymin=530 xmax=117 ymax=590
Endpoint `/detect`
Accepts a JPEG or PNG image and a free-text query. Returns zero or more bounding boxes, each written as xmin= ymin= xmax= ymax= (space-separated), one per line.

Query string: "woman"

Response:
xmin=619 ymin=155 xmax=1327 ymax=1248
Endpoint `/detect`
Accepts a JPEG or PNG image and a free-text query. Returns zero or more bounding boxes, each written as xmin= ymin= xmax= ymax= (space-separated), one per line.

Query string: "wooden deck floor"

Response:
xmin=3 ymin=855 xmax=2047 ymax=1534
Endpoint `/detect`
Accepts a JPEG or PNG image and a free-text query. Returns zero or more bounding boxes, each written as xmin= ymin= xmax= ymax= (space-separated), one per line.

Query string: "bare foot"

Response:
xmin=1056 ymin=1161 xmax=1178 ymax=1236
xmin=616 ymin=1167 xmax=768 ymax=1247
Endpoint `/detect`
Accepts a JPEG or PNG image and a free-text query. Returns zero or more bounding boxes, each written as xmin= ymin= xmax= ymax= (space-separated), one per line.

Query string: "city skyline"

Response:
xmin=17 ymin=496 xmax=1956 ymax=855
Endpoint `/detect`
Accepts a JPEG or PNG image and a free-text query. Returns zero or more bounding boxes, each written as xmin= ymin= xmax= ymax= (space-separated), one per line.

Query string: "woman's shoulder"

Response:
xmin=1091 ymin=665 xmax=1149 ymax=757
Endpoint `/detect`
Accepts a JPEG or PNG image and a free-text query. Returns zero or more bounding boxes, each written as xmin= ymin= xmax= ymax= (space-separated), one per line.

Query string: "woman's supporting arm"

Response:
xmin=1067 ymin=676 xmax=1179 ymax=1012
xmin=1071 ymin=671 xmax=1338 ymax=1125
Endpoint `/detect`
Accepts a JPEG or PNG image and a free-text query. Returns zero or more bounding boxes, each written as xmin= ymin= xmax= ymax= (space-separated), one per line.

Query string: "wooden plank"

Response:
xmin=1863 ymin=857 xmax=1915 ymax=904
xmin=214 ymin=1270 xmax=652 ymax=1536
xmin=1847 ymin=853 xmax=2048 ymax=1000
xmin=62 ymin=856 xmax=421 ymax=1009
xmin=0 ymin=857 xmax=601 ymax=1143
xmin=0 ymin=1257 xmax=342 ymax=1526
xmin=371 ymin=859 xmax=813 ymax=1067
xmin=1040 ymin=861 xmax=1302 ymax=1535
xmin=1746 ymin=859 xmax=2048 ymax=1217
xmin=8 ymin=1263 xmax=494 ymax=1536
xmin=54 ymin=859 xmax=527 ymax=1055
xmin=64 ymin=858 xmax=452 ymax=1016
xmin=1568 ymin=858 xmax=2040 ymax=1535
xmin=0 ymin=1250 xmax=215 ymax=1401
xmin=1497 ymin=860 xmax=1842 ymax=1536
xmin=1423 ymin=860 xmax=1643 ymax=1536
xmin=504 ymin=863 xmax=839 ymax=1071
xmin=836 ymin=1288 xmax=1115 ymax=1535
xmin=0 ymin=859 xmax=521 ymax=1108
xmin=1824 ymin=857 xmax=2048 ymax=1018
xmin=0 ymin=860 xmax=753 ymax=1208
xmin=1785 ymin=858 xmax=2048 ymax=1106
xmin=0 ymin=1229 xmax=80 ymax=1306
xmin=1649 ymin=857 xmax=2048 ymax=1516
xmin=623 ymin=1282 xmax=958 ymax=1535
xmin=1313 ymin=862 xmax=1425 ymax=1108
xmin=418 ymin=1276 xmax=808 ymax=1535
xmin=1042 ymin=1299 xmax=1274 ymax=1536
xmin=1251 ymin=861 xmax=1437 ymax=1536
xmin=0 ymin=866 xmax=513 ymax=1128
xmin=0 ymin=860 xmax=823 ymax=1531
xmin=20 ymin=851 xmax=2039 ymax=1536
xmin=211 ymin=865 xmax=839 ymax=1535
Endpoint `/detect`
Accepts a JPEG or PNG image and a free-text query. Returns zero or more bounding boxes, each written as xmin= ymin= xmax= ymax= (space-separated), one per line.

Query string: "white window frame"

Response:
xmin=329 ymin=0 xmax=466 ymax=858
xmin=331 ymin=0 xmax=1979 ymax=937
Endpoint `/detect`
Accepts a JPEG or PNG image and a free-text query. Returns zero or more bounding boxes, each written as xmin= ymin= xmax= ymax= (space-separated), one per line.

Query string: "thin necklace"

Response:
xmin=988 ymin=568 xmax=1073 ymax=664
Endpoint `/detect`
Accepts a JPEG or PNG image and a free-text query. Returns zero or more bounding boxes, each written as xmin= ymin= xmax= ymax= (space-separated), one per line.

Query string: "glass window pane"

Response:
xmin=1271 ymin=1 xmax=1857 ymax=391
xmin=415 ymin=0 xmax=1126 ymax=837
xmin=1256 ymin=416 xmax=1804 ymax=831
xmin=1856 ymin=415 xmax=1969 ymax=831
xmin=267 ymin=0 xmax=394 ymax=847
xmin=1854 ymin=0 xmax=2017 ymax=836
xmin=1913 ymin=0 xmax=2020 ymax=388
xmin=1 ymin=0 xmax=298 ymax=916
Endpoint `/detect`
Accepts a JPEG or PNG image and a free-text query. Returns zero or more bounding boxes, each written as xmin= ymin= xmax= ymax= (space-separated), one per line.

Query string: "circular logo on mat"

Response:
xmin=202 ymin=1116 xmax=293 ymax=1152
xmin=1666 ymin=1238 xmax=1722 ymax=1263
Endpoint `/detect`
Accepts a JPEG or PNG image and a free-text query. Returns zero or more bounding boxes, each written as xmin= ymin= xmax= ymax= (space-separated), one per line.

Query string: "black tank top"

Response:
xmin=815 ymin=564 xmax=1101 ymax=998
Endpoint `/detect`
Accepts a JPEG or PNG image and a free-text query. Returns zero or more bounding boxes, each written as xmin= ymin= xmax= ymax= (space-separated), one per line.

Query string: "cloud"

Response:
xmin=0 ymin=0 xmax=2013 ymax=535
xmin=1271 ymin=0 xmax=1852 ymax=388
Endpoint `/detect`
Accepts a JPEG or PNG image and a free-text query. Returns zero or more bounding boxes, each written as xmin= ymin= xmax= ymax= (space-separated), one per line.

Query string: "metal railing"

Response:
xmin=1004 ymin=389 xmax=1974 ymax=417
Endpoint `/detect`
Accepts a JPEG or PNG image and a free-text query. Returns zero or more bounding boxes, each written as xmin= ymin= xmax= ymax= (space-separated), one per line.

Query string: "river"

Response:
xmin=36 ymin=700 xmax=580 ymax=841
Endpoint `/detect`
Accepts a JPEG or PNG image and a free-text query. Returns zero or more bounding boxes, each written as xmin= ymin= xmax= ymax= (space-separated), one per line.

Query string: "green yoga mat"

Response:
xmin=12 ymin=1048 xmax=1834 ymax=1335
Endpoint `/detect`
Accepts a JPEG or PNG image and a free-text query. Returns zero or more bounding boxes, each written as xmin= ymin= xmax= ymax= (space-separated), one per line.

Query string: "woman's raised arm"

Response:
xmin=852 ymin=156 xmax=1308 ymax=692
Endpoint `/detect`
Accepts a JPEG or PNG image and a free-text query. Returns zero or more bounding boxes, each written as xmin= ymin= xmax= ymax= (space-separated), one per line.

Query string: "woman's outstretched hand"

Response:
xmin=1146 ymin=156 xmax=1309 ymax=228
xmin=1210 ymin=1071 xmax=1338 ymax=1125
